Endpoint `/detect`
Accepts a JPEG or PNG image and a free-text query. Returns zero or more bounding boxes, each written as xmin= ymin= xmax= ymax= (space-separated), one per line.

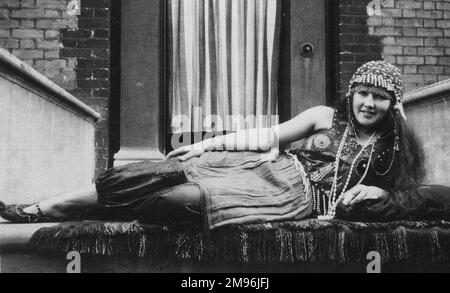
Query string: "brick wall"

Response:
xmin=61 ymin=0 xmax=111 ymax=176
xmin=339 ymin=0 xmax=450 ymax=96
xmin=0 ymin=0 xmax=78 ymax=87
xmin=339 ymin=0 xmax=384 ymax=98
xmin=0 ymin=0 xmax=112 ymax=177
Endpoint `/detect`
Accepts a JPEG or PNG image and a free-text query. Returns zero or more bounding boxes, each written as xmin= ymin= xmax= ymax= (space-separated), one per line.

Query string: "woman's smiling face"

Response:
xmin=352 ymin=90 xmax=392 ymax=130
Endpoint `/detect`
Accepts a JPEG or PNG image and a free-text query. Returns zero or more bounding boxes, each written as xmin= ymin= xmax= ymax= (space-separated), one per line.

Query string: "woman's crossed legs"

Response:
xmin=1 ymin=159 xmax=202 ymax=225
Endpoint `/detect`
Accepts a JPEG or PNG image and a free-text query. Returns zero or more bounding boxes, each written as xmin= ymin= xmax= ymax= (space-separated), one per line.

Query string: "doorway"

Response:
xmin=116 ymin=0 xmax=339 ymax=158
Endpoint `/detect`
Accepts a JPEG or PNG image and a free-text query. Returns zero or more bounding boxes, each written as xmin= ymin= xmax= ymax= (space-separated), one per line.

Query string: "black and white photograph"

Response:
xmin=1 ymin=0 xmax=450 ymax=276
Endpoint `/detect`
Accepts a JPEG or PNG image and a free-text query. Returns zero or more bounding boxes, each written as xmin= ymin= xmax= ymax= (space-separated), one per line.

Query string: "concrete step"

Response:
xmin=0 ymin=219 xmax=57 ymax=250
xmin=0 ymin=219 xmax=62 ymax=272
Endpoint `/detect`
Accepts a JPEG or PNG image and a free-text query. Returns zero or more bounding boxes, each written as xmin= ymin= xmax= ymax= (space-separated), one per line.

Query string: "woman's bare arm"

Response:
xmin=166 ymin=106 xmax=334 ymax=159
xmin=206 ymin=106 xmax=334 ymax=150
xmin=277 ymin=106 xmax=334 ymax=146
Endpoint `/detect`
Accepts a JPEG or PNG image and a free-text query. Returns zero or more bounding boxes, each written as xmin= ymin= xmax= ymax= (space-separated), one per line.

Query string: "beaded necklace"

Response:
xmin=318 ymin=123 xmax=377 ymax=220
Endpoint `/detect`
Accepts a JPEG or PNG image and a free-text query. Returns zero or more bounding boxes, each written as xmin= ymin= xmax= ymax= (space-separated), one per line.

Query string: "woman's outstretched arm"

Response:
xmin=166 ymin=106 xmax=334 ymax=160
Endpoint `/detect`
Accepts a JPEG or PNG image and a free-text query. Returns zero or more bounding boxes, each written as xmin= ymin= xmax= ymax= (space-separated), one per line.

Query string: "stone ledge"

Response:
xmin=404 ymin=78 xmax=450 ymax=106
xmin=0 ymin=48 xmax=100 ymax=122
xmin=114 ymin=148 xmax=165 ymax=166
xmin=0 ymin=219 xmax=57 ymax=252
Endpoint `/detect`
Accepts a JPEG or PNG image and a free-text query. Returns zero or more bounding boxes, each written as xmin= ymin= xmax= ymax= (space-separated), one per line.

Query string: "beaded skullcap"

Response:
xmin=350 ymin=85 xmax=393 ymax=101
xmin=346 ymin=61 xmax=406 ymax=119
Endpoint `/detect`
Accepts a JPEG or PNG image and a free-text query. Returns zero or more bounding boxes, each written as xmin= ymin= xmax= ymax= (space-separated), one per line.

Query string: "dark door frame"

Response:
xmin=325 ymin=0 xmax=340 ymax=107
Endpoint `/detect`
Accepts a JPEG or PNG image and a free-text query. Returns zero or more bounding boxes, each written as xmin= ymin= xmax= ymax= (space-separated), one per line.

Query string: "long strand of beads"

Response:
xmin=318 ymin=125 xmax=377 ymax=220
xmin=328 ymin=140 xmax=376 ymax=218
xmin=313 ymin=185 xmax=319 ymax=212
xmin=328 ymin=127 xmax=348 ymax=206
xmin=317 ymin=124 xmax=349 ymax=220
xmin=328 ymin=133 xmax=377 ymax=218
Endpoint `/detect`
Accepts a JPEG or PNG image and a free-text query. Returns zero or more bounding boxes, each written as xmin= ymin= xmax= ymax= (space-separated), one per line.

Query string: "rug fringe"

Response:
xmin=28 ymin=220 xmax=450 ymax=263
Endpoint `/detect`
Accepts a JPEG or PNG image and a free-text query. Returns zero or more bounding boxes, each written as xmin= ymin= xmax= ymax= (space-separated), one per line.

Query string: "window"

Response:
xmin=168 ymin=0 xmax=281 ymax=134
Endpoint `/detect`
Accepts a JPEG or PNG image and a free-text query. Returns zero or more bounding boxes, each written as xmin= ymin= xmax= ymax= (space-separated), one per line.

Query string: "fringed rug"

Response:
xmin=29 ymin=219 xmax=450 ymax=264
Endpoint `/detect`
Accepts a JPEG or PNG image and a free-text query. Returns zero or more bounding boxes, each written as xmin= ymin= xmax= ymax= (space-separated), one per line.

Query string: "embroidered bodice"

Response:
xmin=288 ymin=109 xmax=398 ymax=216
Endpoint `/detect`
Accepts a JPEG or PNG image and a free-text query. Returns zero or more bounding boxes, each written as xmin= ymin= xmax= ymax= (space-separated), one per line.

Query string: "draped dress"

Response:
xmin=182 ymin=109 xmax=398 ymax=229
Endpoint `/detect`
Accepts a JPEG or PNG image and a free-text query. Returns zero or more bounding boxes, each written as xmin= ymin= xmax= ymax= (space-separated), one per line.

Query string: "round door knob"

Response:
xmin=300 ymin=43 xmax=315 ymax=58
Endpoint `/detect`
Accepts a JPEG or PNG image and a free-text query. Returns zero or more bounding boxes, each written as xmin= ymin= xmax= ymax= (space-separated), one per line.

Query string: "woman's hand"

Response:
xmin=165 ymin=145 xmax=205 ymax=161
xmin=341 ymin=184 xmax=389 ymax=207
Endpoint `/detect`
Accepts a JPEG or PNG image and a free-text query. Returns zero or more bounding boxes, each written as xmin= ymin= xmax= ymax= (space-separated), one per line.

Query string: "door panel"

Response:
xmin=289 ymin=0 xmax=327 ymax=118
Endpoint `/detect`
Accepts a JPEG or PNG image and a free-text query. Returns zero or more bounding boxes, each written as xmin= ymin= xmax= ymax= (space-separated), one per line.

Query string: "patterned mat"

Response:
xmin=29 ymin=219 xmax=450 ymax=264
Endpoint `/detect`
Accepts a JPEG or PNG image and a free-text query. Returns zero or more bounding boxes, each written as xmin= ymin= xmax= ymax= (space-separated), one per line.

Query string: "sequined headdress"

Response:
xmin=346 ymin=61 xmax=406 ymax=120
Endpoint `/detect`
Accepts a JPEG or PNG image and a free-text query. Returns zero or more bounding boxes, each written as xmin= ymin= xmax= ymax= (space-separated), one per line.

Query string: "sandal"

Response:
xmin=0 ymin=202 xmax=61 ymax=223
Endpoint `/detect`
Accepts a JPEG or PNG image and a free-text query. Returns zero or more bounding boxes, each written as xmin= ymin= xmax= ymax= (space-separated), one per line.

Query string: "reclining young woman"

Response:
xmin=1 ymin=61 xmax=449 ymax=229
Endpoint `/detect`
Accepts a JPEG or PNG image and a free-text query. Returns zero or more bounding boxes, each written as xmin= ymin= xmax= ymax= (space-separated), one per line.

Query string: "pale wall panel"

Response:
xmin=0 ymin=76 xmax=96 ymax=204
xmin=405 ymin=91 xmax=450 ymax=185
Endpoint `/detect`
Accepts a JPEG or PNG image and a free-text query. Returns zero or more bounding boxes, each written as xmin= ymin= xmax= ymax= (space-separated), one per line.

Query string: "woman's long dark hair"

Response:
xmin=337 ymin=96 xmax=426 ymax=204
xmin=392 ymin=111 xmax=426 ymax=205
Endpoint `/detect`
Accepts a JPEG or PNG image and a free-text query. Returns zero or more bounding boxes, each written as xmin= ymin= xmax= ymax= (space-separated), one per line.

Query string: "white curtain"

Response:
xmin=169 ymin=0 xmax=280 ymax=133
